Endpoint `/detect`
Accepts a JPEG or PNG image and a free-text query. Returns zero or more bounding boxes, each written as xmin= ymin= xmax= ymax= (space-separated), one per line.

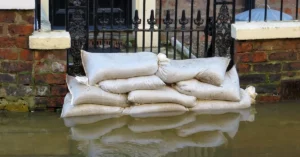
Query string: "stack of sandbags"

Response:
xmin=64 ymin=108 xmax=255 ymax=157
xmin=62 ymin=51 xmax=257 ymax=118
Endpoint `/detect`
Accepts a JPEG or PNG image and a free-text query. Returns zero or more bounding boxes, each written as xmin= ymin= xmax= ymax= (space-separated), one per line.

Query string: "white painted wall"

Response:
xmin=0 ymin=0 xmax=35 ymax=10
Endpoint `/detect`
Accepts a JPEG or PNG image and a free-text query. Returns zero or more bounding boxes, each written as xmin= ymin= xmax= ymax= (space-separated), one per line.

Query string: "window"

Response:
xmin=49 ymin=0 xmax=132 ymax=30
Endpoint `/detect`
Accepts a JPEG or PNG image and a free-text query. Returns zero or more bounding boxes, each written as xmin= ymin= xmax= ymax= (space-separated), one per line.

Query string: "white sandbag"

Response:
xmin=123 ymin=103 xmax=188 ymax=117
xmin=63 ymin=114 xmax=123 ymax=127
xmin=128 ymin=113 xmax=196 ymax=133
xmin=99 ymin=75 xmax=165 ymax=94
xmin=81 ymin=50 xmax=158 ymax=85
xmin=128 ymin=86 xmax=197 ymax=107
xmin=61 ymin=93 xmax=124 ymax=118
xmin=70 ymin=116 xmax=130 ymax=140
xmin=176 ymin=113 xmax=240 ymax=137
xmin=175 ymin=65 xmax=240 ymax=101
xmin=101 ymin=127 xmax=164 ymax=144
xmin=190 ymin=88 xmax=253 ymax=111
xmin=67 ymin=75 xmax=128 ymax=107
xmin=156 ymin=53 xmax=230 ymax=86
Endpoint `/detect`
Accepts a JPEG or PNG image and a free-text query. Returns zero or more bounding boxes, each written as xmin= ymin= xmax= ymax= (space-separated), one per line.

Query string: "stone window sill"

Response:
xmin=231 ymin=21 xmax=300 ymax=40
xmin=29 ymin=30 xmax=71 ymax=50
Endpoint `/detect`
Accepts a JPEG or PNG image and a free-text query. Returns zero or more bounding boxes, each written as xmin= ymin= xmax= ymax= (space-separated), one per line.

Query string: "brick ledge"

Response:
xmin=29 ymin=31 xmax=71 ymax=50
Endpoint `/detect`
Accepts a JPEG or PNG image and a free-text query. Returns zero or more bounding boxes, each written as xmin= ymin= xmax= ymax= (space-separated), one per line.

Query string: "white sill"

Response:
xmin=29 ymin=31 xmax=71 ymax=50
xmin=0 ymin=0 xmax=35 ymax=10
xmin=231 ymin=21 xmax=300 ymax=40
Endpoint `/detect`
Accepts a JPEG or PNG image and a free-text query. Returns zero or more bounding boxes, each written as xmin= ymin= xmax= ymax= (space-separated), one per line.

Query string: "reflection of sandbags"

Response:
xmin=128 ymin=86 xmax=197 ymax=107
xmin=175 ymin=66 xmax=240 ymax=101
xmin=123 ymin=103 xmax=188 ymax=117
xmin=193 ymin=107 xmax=256 ymax=122
xmin=176 ymin=113 xmax=240 ymax=137
xmin=71 ymin=116 xmax=130 ymax=140
xmin=67 ymin=75 xmax=128 ymax=107
xmin=99 ymin=75 xmax=165 ymax=94
xmin=190 ymin=89 xmax=252 ymax=111
xmin=63 ymin=114 xmax=123 ymax=127
xmin=61 ymin=93 xmax=124 ymax=118
xmin=156 ymin=54 xmax=230 ymax=86
xmin=127 ymin=111 xmax=187 ymax=118
xmin=128 ymin=113 xmax=196 ymax=133
xmin=161 ymin=131 xmax=227 ymax=150
xmin=81 ymin=50 xmax=158 ymax=85
xmin=101 ymin=127 xmax=164 ymax=144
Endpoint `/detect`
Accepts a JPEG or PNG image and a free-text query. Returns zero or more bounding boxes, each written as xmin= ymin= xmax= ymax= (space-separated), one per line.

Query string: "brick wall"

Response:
xmin=236 ymin=39 xmax=300 ymax=103
xmin=0 ymin=10 xmax=67 ymax=112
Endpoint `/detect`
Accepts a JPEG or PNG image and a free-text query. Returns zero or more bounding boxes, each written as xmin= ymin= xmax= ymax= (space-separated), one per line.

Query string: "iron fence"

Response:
xmin=35 ymin=0 xmax=239 ymax=75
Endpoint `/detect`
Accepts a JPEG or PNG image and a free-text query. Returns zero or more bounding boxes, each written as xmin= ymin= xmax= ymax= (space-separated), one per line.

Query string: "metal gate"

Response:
xmin=42 ymin=0 xmax=236 ymax=75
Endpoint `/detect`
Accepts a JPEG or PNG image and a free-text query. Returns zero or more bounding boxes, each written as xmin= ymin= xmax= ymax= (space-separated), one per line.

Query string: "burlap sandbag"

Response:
xmin=176 ymin=113 xmax=241 ymax=137
xmin=61 ymin=93 xmax=124 ymax=118
xmin=190 ymin=87 xmax=257 ymax=111
xmin=81 ymin=50 xmax=158 ymax=85
xmin=123 ymin=103 xmax=188 ymax=117
xmin=175 ymin=65 xmax=240 ymax=101
xmin=156 ymin=53 xmax=230 ymax=86
xmin=67 ymin=75 xmax=128 ymax=107
xmin=128 ymin=112 xmax=196 ymax=133
xmin=128 ymin=86 xmax=197 ymax=107
xmin=99 ymin=75 xmax=165 ymax=94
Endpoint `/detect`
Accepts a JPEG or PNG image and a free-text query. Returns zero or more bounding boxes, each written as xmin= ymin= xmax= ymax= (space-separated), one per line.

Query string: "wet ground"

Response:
xmin=0 ymin=102 xmax=300 ymax=157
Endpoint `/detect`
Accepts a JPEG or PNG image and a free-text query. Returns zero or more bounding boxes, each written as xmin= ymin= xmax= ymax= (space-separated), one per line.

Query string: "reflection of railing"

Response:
xmin=63 ymin=108 xmax=256 ymax=157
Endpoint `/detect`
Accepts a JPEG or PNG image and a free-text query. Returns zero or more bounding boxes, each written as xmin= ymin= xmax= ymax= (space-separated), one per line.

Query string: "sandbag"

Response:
xmin=81 ymin=50 xmax=158 ymax=85
xmin=190 ymin=87 xmax=256 ymax=111
xmin=175 ymin=65 xmax=240 ymax=101
xmin=67 ymin=75 xmax=128 ymax=107
xmin=123 ymin=103 xmax=188 ymax=117
xmin=61 ymin=93 xmax=124 ymax=118
xmin=70 ymin=116 xmax=130 ymax=140
xmin=176 ymin=113 xmax=241 ymax=137
xmin=156 ymin=53 xmax=230 ymax=86
xmin=128 ymin=113 xmax=196 ymax=133
xmin=99 ymin=75 xmax=165 ymax=94
xmin=101 ymin=127 xmax=164 ymax=144
xmin=128 ymin=86 xmax=197 ymax=107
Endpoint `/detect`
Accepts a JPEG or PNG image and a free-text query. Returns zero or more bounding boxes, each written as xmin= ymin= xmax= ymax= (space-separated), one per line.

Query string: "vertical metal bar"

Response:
xmin=229 ymin=0 xmax=236 ymax=70
xmin=110 ymin=0 xmax=114 ymax=52
xmin=212 ymin=0 xmax=217 ymax=56
xmin=150 ymin=30 xmax=153 ymax=52
xmin=264 ymin=0 xmax=268 ymax=21
xmin=135 ymin=31 xmax=138 ymax=52
xmin=65 ymin=0 xmax=68 ymax=30
xmin=204 ymin=0 xmax=210 ymax=57
xmin=296 ymin=0 xmax=299 ymax=20
xmin=86 ymin=0 xmax=89 ymax=50
xmin=126 ymin=0 xmax=130 ymax=53
xmin=173 ymin=0 xmax=178 ymax=59
xmin=166 ymin=31 xmax=169 ymax=57
xmin=158 ymin=0 xmax=162 ymax=53
xmin=181 ymin=31 xmax=184 ymax=59
xmin=38 ymin=0 xmax=41 ymax=30
xmin=196 ymin=31 xmax=199 ymax=57
xmin=189 ymin=0 xmax=194 ymax=59
xmin=280 ymin=0 xmax=283 ymax=21
xmin=93 ymin=0 xmax=97 ymax=49
xmin=142 ymin=0 xmax=146 ymax=51
xmin=102 ymin=13 xmax=105 ymax=51
xmin=248 ymin=0 xmax=252 ymax=22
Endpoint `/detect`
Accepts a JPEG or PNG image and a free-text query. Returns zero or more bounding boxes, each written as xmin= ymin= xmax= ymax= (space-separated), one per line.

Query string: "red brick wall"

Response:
xmin=0 ymin=10 xmax=67 ymax=112
xmin=236 ymin=39 xmax=300 ymax=103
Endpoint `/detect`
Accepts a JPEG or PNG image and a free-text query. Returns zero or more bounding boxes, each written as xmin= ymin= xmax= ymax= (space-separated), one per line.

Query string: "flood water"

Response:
xmin=0 ymin=102 xmax=300 ymax=157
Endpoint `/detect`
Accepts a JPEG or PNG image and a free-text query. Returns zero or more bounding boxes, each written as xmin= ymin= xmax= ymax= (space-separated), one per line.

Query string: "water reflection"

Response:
xmin=63 ymin=107 xmax=256 ymax=157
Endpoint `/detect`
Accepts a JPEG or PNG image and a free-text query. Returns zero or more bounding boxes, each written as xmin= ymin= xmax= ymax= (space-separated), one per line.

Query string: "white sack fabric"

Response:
xmin=190 ymin=87 xmax=256 ymax=111
xmin=61 ymin=93 xmax=124 ymax=118
xmin=175 ymin=66 xmax=240 ymax=101
xmin=156 ymin=53 xmax=230 ymax=86
xmin=99 ymin=75 xmax=165 ymax=94
xmin=128 ymin=86 xmax=197 ymax=107
xmin=123 ymin=103 xmax=188 ymax=117
xmin=81 ymin=50 xmax=158 ymax=85
xmin=67 ymin=75 xmax=128 ymax=107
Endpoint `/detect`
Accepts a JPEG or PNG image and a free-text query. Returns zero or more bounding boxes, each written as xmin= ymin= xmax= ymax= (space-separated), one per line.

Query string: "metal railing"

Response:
xmin=35 ymin=0 xmax=237 ymax=76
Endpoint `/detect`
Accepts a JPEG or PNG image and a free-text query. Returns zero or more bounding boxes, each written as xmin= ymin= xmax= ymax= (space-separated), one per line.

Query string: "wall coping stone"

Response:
xmin=29 ymin=31 xmax=71 ymax=50
xmin=0 ymin=0 xmax=35 ymax=10
xmin=232 ymin=21 xmax=300 ymax=40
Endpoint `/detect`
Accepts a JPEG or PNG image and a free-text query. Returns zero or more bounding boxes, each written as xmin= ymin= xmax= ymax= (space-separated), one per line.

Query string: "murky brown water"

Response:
xmin=0 ymin=102 xmax=300 ymax=157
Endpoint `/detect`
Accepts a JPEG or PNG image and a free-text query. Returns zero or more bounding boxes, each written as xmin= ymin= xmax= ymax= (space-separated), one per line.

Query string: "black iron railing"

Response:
xmin=35 ymin=0 xmax=239 ymax=75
